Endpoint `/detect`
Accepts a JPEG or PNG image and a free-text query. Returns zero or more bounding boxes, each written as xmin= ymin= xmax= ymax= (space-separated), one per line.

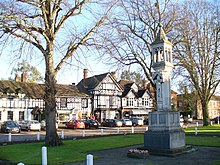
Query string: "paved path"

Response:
xmin=67 ymin=145 xmax=220 ymax=165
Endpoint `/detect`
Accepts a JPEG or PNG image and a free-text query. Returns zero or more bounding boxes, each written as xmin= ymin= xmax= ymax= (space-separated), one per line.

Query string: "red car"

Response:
xmin=65 ymin=120 xmax=85 ymax=129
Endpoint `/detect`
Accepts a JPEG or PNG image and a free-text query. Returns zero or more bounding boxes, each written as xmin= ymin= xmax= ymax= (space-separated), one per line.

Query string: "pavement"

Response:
xmin=67 ymin=145 xmax=220 ymax=165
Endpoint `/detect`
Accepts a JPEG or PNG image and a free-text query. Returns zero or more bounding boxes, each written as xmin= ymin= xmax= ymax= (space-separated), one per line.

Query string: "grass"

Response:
xmin=0 ymin=125 xmax=220 ymax=165
xmin=184 ymin=125 xmax=220 ymax=134
xmin=0 ymin=134 xmax=144 ymax=165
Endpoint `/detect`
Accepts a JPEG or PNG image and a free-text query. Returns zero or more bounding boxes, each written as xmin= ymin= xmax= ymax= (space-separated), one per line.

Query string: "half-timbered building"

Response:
xmin=0 ymin=80 xmax=90 ymax=123
xmin=119 ymin=80 xmax=154 ymax=120
xmin=77 ymin=69 xmax=123 ymax=122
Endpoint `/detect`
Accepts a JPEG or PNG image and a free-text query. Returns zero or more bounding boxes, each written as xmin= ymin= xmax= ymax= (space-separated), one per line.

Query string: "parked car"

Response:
xmin=41 ymin=120 xmax=58 ymax=130
xmin=212 ymin=116 xmax=220 ymax=124
xmin=130 ymin=117 xmax=144 ymax=126
xmin=1 ymin=121 xmax=21 ymax=133
xmin=20 ymin=120 xmax=41 ymax=131
xmin=65 ymin=120 xmax=85 ymax=129
xmin=102 ymin=119 xmax=122 ymax=127
xmin=121 ymin=119 xmax=132 ymax=127
xmin=84 ymin=119 xmax=99 ymax=129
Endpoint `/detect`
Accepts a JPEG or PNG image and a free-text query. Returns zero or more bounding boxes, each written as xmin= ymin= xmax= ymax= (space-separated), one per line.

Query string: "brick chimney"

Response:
xmin=83 ymin=69 xmax=88 ymax=79
xmin=142 ymin=79 xmax=147 ymax=89
xmin=21 ymin=72 xmax=27 ymax=82
xmin=110 ymin=71 xmax=117 ymax=80
xmin=15 ymin=74 xmax=20 ymax=82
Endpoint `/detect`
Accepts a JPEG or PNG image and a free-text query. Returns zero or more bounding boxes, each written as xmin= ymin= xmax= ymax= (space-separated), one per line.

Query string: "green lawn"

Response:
xmin=0 ymin=134 xmax=144 ymax=165
xmin=0 ymin=125 xmax=220 ymax=165
xmin=184 ymin=125 xmax=220 ymax=134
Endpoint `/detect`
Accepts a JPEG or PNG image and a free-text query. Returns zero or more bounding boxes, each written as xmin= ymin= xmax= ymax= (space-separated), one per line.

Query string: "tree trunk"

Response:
xmin=44 ymin=54 xmax=62 ymax=146
xmin=201 ymin=100 xmax=209 ymax=126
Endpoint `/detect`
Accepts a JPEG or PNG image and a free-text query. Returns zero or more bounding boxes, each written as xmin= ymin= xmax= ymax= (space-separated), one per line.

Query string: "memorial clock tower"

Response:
xmin=144 ymin=24 xmax=186 ymax=153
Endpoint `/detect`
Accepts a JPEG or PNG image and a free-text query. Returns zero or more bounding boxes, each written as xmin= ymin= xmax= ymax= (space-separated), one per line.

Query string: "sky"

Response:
xmin=0 ymin=1 xmax=119 ymax=85
xmin=0 ymin=49 xmax=117 ymax=85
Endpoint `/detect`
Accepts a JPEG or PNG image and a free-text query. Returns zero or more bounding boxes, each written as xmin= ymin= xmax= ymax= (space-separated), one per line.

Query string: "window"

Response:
xmin=127 ymin=98 xmax=134 ymax=106
xmin=142 ymin=98 xmax=149 ymax=106
xmin=98 ymin=96 xmax=106 ymax=106
xmin=109 ymin=96 xmax=116 ymax=105
xmin=7 ymin=111 xmax=13 ymax=120
xmin=82 ymin=98 xmax=88 ymax=108
xmin=19 ymin=111 xmax=24 ymax=121
xmin=60 ymin=98 xmax=67 ymax=108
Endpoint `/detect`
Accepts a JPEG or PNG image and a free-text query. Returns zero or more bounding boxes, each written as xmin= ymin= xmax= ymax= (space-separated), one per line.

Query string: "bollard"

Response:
xmin=86 ymin=154 xmax=93 ymax=165
xmin=117 ymin=128 xmax=119 ymax=134
xmin=146 ymin=126 xmax=148 ymax=131
xmin=17 ymin=163 xmax=25 ymax=165
xmin=131 ymin=127 xmax=134 ymax=134
xmin=8 ymin=133 xmax=11 ymax=142
xmin=61 ymin=130 xmax=64 ymax=139
xmin=101 ymin=129 xmax=103 ymax=136
xmin=42 ymin=146 xmax=47 ymax=165
xmin=210 ymin=121 xmax=213 ymax=126
xmin=83 ymin=130 xmax=85 ymax=137
xmin=37 ymin=132 xmax=40 ymax=141
xmin=195 ymin=127 xmax=198 ymax=135
xmin=196 ymin=122 xmax=198 ymax=127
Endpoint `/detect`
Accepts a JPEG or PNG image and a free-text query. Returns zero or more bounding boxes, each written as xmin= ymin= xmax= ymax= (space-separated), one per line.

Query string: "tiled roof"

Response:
xmin=77 ymin=72 xmax=109 ymax=94
xmin=0 ymin=80 xmax=87 ymax=99
xmin=118 ymin=80 xmax=135 ymax=97
xmin=118 ymin=80 xmax=150 ymax=98
xmin=211 ymin=95 xmax=220 ymax=101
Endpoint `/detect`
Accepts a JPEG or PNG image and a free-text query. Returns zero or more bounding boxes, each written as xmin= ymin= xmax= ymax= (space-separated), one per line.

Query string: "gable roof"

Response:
xmin=118 ymin=79 xmax=152 ymax=98
xmin=118 ymin=80 xmax=135 ymax=97
xmin=77 ymin=72 xmax=123 ymax=94
xmin=0 ymin=80 xmax=87 ymax=99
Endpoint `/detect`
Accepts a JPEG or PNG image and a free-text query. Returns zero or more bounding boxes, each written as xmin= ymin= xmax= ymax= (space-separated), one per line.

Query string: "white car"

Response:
xmin=130 ymin=117 xmax=144 ymax=126
xmin=20 ymin=120 xmax=41 ymax=131
xmin=41 ymin=120 xmax=58 ymax=130
xmin=121 ymin=119 xmax=133 ymax=126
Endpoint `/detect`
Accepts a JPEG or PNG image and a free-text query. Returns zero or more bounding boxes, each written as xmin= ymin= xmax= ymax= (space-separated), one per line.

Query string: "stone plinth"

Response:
xmin=144 ymin=111 xmax=185 ymax=151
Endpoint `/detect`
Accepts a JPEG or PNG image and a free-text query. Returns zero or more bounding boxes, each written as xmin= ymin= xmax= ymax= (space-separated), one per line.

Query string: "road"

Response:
xmin=0 ymin=121 xmax=202 ymax=143
xmin=0 ymin=126 xmax=148 ymax=143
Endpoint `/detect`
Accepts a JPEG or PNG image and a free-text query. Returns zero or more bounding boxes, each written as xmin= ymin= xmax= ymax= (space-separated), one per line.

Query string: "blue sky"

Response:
xmin=0 ymin=48 xmax=117 ymax=84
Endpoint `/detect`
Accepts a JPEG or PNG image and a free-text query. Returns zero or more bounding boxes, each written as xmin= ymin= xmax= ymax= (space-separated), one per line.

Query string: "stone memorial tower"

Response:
xmin=144 ymin=24 xmax=185 ymax=153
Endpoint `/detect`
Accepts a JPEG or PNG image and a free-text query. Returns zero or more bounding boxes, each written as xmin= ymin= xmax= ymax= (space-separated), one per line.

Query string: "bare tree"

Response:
xmin=0 ymin=0 xmax=113 ymax=146
xmin=95 ymin=0 xmax=179 ymax=88
xmin=173 ymin=0 xmax=220 ymax=125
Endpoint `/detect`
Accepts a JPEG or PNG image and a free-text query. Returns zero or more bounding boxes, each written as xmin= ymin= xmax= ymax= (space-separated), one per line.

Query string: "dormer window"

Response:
xmin=3 ymin=87 xmax=9 ymax=96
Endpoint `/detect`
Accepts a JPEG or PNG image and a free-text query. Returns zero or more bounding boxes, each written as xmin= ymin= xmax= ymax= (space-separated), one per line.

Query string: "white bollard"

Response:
xmin=8 ymin=133 xmax=11 ymax=142
xmin=131 ymin=127 xmax=134 ymax=134
xmin=196 ymin=122 xmax=198 ymax=127
xmin=83 ymin=130 xmax=86 ymax=137
xmin=37 ymin=132 xmax=40 ymax=141
xmin=42 ymin=146 xmax=47 ymax=165
xmin=101 ymin=129 xmax=103 ymax=136
xmin=195 ymin=127 xmax=198 ymax=135
xmin=86 ymin=154 xmax=93 ymax=165
xmin=210 ymin=121 xmax=213 ymax=126
xmin=146 ymin=126 xmax=148 ymax=131
xmin=17 ymin=163 xmax=25 ymax=165
xmin=61 ymin=130 xmax=64 ymax=139
xmin=117 ymin=128 xmax=119 ymax=134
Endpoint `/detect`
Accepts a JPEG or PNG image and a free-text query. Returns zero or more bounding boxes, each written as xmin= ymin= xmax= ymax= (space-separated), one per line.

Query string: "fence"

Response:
xmin=0 ymin=126 xmax=148 ymax=143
